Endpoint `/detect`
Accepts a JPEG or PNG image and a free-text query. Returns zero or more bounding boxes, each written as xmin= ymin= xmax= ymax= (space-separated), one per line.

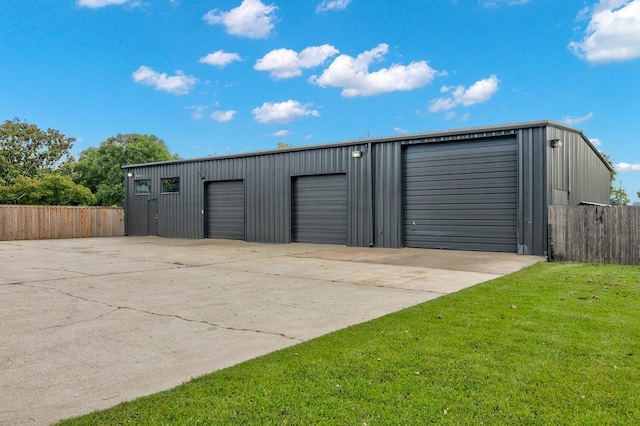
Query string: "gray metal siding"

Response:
xmin=206 ymin=180 xmax=244 ymax=239
xmin=122 ymin=121 xmax=611 ymax=257
xmin=372 ymin=141 xmax=403 ymax=248
xmin=517 ymin=126 xmax=547 ymax=255
xmin=403 ymin=138 xmax=518 ymax=252
xmin=546 ymin=126 xmax=610 ymax=206
xmin=292 ymin=174 xmax=347 ymax=244
xmin=124 ymin=145 xmax=368 ymax=244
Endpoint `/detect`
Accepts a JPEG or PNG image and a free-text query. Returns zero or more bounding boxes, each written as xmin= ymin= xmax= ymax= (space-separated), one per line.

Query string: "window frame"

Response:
xmin=161 ymin=177 xmax=180 ymax=194
xmin=134 ymin=179 xmax=152 ymax=196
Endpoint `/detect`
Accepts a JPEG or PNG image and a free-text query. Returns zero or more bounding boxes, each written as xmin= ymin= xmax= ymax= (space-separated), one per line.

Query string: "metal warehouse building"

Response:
xmin=123 ymin=121 xmax=611 ymax=256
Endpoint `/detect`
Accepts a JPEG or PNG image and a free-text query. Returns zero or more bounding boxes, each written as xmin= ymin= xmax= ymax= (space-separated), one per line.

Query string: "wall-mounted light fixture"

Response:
xmin=351 ymin=150 xmax=363 ymax=158
xmin=127 ymin=172 xmax=134 ymax=177
xmin=550 ymin=139 xmax=563 ymax=148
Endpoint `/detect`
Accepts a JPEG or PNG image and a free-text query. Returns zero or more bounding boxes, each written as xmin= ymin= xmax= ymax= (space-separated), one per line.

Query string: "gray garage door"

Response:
xmin=292 ymin=174 xmax=347 ymax=245
xmin=206 ymin=180 xmax=245 ymax=240
xmin=403 ymin=137 xmax=518 ymax=252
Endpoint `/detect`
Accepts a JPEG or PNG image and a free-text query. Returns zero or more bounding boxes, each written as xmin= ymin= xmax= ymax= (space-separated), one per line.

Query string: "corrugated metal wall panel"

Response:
xmin=546 ymin=126 xmax=610 ymax=205
xmin=516 ymin=126 xmax=548 ymax=255
xmin=122 ymin=122 xmax=610 ymax=255
xmin=373 ymin=141 xmax=403 ymax=248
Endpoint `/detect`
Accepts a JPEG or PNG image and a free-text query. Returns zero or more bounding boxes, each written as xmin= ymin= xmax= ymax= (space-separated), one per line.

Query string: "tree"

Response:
xmin=601 ymin=152 xmax=629 ymax=205
xmin=277 ymin=142 xmax=293 ymax=149
xmin=610 ymin=186 xmax=630 ymax=205
xmin=74 ymin=134 xmax=178 ymax=206
xmin=0 ymin=173 xmax=96 ymax=205
xmin=0 ymin=118 xmax=75 ymax=184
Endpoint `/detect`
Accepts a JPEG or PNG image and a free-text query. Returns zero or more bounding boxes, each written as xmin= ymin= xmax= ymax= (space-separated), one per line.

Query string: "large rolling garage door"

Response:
xmin=206 ymin=180 xmax=245 ymax=240
xmin=292 ymin=174 xmax=347 ymax=245
xmin=403 ymin=138 xmax=518 ymax=252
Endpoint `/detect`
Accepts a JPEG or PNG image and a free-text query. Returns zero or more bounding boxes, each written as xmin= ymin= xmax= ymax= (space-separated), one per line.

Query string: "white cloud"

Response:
xmin=203 ymin=0 xmax=277 ymax=39
xmin=394 ymin=127 xmax=408 ymax=134
xmin=428 ymin=75 xmax=500 ymax=112
xmin=310 ymin=43 xmax=438 ymax=97
xmin=200 ymin=50 xmax=242 ymax=67
xmin=316 ymin=0 xmax=352 ymax=13
xmin=480 ymin=0 xmax=530 ymax=7
xmin=77 ymin=0 xmax=131 ymax=7
xmin=252 ymin=100 xmax=320 ymax=124
xmin=255 ymin=45 xmax=339 ymax=79
xmin=569 ymin=0 xmax=640 ymax=63
xmin=188 ymin=105 xmax=208 ymax=120
xmin=272 ymin=130 xmax=291 ymax=137
xmin=564 ymin=112 xmax=594 ymax=126
xmin=590 ymin=138 xmax=603 ymax=146
xmin=616 ymin=162 xmax=640 ymax=172
xmin=132 ymin=66 xmax=197 ymax=95
xmin=211 ymin=110 xmax=237 ymax=122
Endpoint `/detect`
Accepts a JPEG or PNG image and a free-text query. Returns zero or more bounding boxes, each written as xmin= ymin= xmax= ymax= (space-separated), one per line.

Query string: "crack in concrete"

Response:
xmin=41 ymin=286 xmax=302 ymax=343
xmin=211 ymin=264 xmax=441 ymax=294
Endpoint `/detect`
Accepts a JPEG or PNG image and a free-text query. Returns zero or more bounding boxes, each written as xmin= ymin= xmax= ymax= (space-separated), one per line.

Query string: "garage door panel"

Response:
xmin=404 ymin=155 xmax=517 ymax=171
xmin=403 ymin=138 xmax=517 ymax=252
xmin=404 ymin=168 xmax=518 ymax=180
xmin=292 ymin=174 xmax=347 ymax=245
xmin=206 ymin=180 xmax=245 ymax=240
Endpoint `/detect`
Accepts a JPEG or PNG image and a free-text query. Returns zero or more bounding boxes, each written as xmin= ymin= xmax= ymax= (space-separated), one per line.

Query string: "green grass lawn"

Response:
xmin=59 ymin=263 xmax=640 ymax=425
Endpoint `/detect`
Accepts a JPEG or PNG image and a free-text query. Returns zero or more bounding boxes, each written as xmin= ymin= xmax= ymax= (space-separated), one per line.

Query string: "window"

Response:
xmin=161 ymin=177 xmax=180 ymax=193
xmin=134 ymin=180 xmax=151 ymax=195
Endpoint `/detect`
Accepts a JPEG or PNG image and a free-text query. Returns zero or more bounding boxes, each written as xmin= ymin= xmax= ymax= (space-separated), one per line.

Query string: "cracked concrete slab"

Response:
xmin=0 ymin=237 xmax=544 ymax=425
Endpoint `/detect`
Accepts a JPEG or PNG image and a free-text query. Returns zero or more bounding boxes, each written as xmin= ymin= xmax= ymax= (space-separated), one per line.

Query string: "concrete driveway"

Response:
xmin=0 ymin=237 xmax=543 ymax=425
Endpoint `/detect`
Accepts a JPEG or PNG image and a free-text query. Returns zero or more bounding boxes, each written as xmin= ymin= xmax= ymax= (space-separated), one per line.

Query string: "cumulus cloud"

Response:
xmin=200 ymin=50 xmax=242 ymax=67
xmin=203 ymin=0 xmax=277 ymax=39
xmin=481 ymin=0 xmax=530 ymax=7
xmin=132 ymin=66 xmax=197 ymax=95
xmin=310 ymin=43 xmax=438 ymax=97
xmin=569 ymin=0 xmax=640 ymax=63
xmin=252 ymin=100 xmax=319 ymax=124
xmin=316 ymin=0 xmax=352 ymax=13
xmin=211 ymin=110 xmax=237 ymax=122
xmin=272 ymin=130 xmax=291 ymax=137
xmin=616 ymin=162 xmax=640 ymax=172
xmin=255 ymin=45 xmax=339 ymax=79
xmin=394 ymin=127 xmax=408 ymax=134
xmin=428 ymin=75 xmax=500 ymax=112
xmin=564 ymin=112 xmax=594 ymax=126
xmin=188 ymin=105 xmax=208 ymax=120
xmin=77 ymin=0 xmax=132 ymax=7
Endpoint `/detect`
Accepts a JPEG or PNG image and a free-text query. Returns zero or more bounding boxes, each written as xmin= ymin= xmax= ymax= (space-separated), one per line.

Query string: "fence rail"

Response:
xmin=0 ymin=205 xmax=124 ymax=241
xmin=548 ymin=205 xmax=640 ymax=265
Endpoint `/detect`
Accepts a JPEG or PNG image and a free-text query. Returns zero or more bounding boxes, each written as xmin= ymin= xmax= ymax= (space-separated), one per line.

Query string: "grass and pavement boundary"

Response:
xmin=59 ymin=262 xmax=640 ymax=425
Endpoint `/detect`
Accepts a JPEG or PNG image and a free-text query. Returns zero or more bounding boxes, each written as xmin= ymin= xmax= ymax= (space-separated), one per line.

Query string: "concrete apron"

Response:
xmin=0 ymin=237 xmax=543 ymax=425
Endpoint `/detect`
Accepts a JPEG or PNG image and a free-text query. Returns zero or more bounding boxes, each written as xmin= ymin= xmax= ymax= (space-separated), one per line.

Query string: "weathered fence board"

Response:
xmin=0 ymin=205 xmax=124 ymax=241
xmin=549 ymin=205 xmax=640 ymax=265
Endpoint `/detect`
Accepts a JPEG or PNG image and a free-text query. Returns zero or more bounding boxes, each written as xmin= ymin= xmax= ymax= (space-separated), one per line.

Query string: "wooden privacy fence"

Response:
xmin=548 ymin=205 xmax=640 ymax=265
xmin=0 ymin=205 xmax=124 ymax=241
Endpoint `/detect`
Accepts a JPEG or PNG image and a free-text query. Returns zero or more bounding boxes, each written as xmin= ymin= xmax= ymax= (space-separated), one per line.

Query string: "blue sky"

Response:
xmin=2 ymin=0 xmax=640 ymax=201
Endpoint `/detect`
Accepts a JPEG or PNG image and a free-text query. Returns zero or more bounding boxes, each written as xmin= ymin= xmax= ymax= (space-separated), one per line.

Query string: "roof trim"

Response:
xmin=121 ymin=120 xmax=608 ymax=169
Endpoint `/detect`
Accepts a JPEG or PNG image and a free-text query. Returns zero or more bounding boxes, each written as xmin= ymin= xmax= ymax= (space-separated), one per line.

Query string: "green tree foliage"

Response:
xmin=75 ymin=134 xmax=178 ymax=206
xmin=0 ymin=118 xmax=74 ymax=184
xmin=0 ymin=173 xmax=96 ymax=205
xmin=600 ymin=152 xmax=629 ymax=205
xmin=610 ymin=186 xmax=630 ymax=205
xmin=277 ymin=142 xmax=293 ymax=149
